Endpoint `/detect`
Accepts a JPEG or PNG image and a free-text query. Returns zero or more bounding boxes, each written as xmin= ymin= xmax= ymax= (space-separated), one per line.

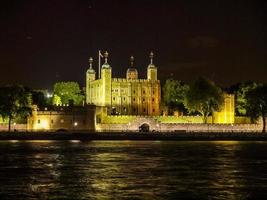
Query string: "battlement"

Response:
xmin=112 ymin=78 xmax=157 ymax=83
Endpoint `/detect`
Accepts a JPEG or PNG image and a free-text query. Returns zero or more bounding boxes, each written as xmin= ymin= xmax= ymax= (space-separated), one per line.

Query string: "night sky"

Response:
xmin=0 ymin=0 xmax=266 ymax=89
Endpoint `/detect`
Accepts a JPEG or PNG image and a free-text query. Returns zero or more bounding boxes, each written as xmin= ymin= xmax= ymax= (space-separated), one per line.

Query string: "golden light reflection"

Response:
xmin=211 ymin=141 xmax=240 ymax=145
xmin=26 ymin=140 xmax=55 ymax=143
xmin=209 ymin=141 xmax=247 ymax=198
xmin=88 ymin=151 xmax=129 ymax=195
xmin=8 ymin=140 xmax=19 ymax=143
xmin=70 ymin=140 xmax=80 ymax=143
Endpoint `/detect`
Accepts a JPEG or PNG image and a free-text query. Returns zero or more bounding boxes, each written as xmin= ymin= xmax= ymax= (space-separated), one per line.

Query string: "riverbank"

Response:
xmin=0 ymin=131 xmax=266 ymax=141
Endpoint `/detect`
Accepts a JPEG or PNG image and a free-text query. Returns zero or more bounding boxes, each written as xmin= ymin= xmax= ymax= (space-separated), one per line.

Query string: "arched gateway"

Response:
xmin=128 ymin=117 xmax=159 ymax=132
xmin=139 ymin=123 xmax=150 ymax=132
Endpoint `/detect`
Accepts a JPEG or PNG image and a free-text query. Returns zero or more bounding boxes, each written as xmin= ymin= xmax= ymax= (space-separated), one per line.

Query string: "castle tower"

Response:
xmin=86 ymin=57 xmax=96 ymax=104
xmin=126 ymin=56 xmax=138 ymax=79
xmin=101 ymin=51 xmax=112 ymax=107
xmin=147 ymin=52 xmax=157 ymax=80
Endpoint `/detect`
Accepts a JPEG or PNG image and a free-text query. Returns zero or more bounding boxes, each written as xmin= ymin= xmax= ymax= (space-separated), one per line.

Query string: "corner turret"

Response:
xmin=101 ymin=51 xmax=111 ymax=69
xmin=87 ymin=57 xmax=96 ymax=81
xmin=86 ymin=57 xmax=96 ymax=104
xmin=101 ymin=51 xmax=112 ymax=107
xmin=147 ymin=51 xmax=157 ymax=80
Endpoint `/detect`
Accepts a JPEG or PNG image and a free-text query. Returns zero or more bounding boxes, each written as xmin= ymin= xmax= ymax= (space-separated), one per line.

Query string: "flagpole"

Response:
xmin=98 ymin=50 xmax=101 ymax=79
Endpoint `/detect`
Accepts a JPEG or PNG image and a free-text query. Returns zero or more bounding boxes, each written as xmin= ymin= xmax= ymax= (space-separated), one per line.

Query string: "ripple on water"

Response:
xmin=0 ymin=141 xmax=267 ymax=199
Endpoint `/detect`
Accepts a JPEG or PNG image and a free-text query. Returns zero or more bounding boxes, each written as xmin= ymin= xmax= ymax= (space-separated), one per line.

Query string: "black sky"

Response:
xmin=0 ymin=0 xmax=266 ymax=89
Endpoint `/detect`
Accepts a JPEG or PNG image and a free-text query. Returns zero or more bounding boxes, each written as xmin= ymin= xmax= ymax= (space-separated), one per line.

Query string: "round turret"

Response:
xmin=148 ymin=52 xmax=156 ymax=68
xmin=102 ymin=51 xmax=111 ymax=69
xmin=87 ymin=57 xmax=95 ymax=74
xmin=126 ymin=56 xmax=138 ymax=79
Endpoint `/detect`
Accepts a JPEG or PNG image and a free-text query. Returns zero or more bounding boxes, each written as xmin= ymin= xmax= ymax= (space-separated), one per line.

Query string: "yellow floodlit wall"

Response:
xmin=27 ymin=105 xmax=96 ymax=131
xmin=213 ymin=94 xmax=235 ymax=124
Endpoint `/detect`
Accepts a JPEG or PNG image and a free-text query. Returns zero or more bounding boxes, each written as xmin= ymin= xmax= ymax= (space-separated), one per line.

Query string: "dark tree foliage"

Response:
xmin=0 ymin=85 xmax=32 ymax=131
xmin=162 ymin=79 xmax=189 ymax=114
xmin=31 ymin=91 xmax=47 ymax=108
xmin=246 ymin=84 xmax=267 ymax=133
xmin=185 ymin=77 xmax=224 ymax=123
xmin=229 ymin=82 xmax=258 ymax=116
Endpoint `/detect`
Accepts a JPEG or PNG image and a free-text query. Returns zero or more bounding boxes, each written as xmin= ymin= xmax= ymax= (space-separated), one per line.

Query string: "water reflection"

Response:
xmin=207 ymin=141 xmax=247 ymax=199
xmin=0 ymin=141 xmax=267 ymax=199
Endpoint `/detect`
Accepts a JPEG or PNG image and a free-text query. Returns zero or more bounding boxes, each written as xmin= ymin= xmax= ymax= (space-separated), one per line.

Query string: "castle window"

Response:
xmin=133 ymin=90 xmax=135 ymax=94
xmin=143 ymin=109 xmax=146 ymax=112
xmin=152 ymin=98 xmax=154 ymax=102
xmin=38 ymin=119 xmax=40 ymax=124
xmin=113 ymin=97 xmax=115 ymax=101
xmin=153 ymin=109 xmax=155 ymax=112
xmin=133 ymin=98 xmax=135 ymax=101
xmin=143 ymin=98 xmax=145 ymax=102
xmin=133 ymin=108 xmax=136 ymax=112
xmin=153 ymin=90 xmax=155 ymax=94
xmin=51 ymin=120 xmax=54 ymax=124
xmin=124 ymin=97 xmax=126 ymax=101
xmin=143 ymin=90 xmax=145 ymax=94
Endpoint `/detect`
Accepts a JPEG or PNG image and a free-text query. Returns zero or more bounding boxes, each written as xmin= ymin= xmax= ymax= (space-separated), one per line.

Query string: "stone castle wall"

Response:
xmin=96 ymin=115 xmax=264 ymax=132
xmin=96 ymin=122 xmax=261 ymax=132
xmin=100 ymin=115 xmax=252 ymax=124
xmin=0 ymin=124 xmax=27 ymax=132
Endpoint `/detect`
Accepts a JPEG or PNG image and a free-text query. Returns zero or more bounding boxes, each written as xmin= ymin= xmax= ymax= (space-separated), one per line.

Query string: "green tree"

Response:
xmin=229 ymin=82 xmax=258 ymax=115
xmin=0 ymin=85 xmax=32 ymax=131
xmin=246 ymin=84 xmax=267 ymax=133
xmin=162 ymin=79 xmax=189 ymax=114
xmin=52 ymin=94 xmax=62 ymax=106
xmin=185 ymin=77 xmax=224 ymax=123
xmin=53 ymin=82 xmax=84 ymax=106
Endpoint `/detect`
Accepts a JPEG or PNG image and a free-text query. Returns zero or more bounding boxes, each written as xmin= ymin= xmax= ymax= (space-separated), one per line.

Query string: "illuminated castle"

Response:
xmin=86 ymin=51 xmax=161 ymax=116
xmin=26 ymin=51 xmax=237 ymax=132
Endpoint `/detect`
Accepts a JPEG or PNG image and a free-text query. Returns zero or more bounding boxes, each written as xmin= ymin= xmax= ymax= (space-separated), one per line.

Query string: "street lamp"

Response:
xmin=46 ymin=93 xmax=52 ymax=98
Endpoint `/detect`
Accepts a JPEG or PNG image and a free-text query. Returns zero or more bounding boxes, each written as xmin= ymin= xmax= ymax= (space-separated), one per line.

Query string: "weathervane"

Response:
xmin=104 ymin=51 xmax=109 ymax=64
xmin=130 ymin=56 xmax=134 ymax=67
xmin=149 ymin=51 xmax=154 ymax=65
xmin=89 ymin=57 xmax=93 ymax=69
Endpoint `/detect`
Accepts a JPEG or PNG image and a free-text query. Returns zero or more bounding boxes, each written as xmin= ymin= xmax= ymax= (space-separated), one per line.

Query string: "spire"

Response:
xmin=104 ymin=51 xmax=109 ymax=64
xmin=149 ymin=51 xmax=154 ymax=65
xmin=130 ymin=56 xmax=134 ymax=67
xmin=89 ymin=57 xmax=93 ymax=69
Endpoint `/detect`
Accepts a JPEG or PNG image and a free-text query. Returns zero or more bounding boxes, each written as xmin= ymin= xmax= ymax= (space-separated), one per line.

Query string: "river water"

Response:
xmin=0 ymin=140 xmax=267 ymax=199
